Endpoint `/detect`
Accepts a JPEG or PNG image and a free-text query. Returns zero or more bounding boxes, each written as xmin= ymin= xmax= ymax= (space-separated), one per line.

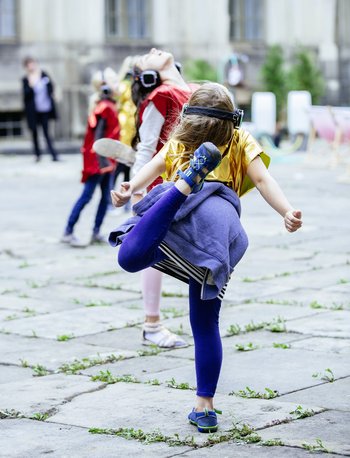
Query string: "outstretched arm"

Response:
xmin=111 ymin=153 xmax=166 ymax=207
xmin=247 ymin=156 xmax=302 ymax=232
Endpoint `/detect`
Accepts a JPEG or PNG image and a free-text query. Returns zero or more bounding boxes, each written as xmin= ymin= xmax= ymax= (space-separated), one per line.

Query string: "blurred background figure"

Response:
xmin=61 ymin=68 xmax=120 ymax=247
xmin=111 ymin=56 xmax=140 ymax=212
xmin=22 ymin=57 xmax=59 ymax=162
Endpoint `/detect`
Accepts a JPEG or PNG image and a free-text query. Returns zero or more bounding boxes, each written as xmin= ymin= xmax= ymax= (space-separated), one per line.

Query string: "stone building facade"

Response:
xmin=0 ymin=0 xmax=349 ymax=140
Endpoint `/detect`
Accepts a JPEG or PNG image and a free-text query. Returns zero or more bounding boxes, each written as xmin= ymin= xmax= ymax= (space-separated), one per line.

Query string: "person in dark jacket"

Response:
xmin=22 ymin=57 xmax=58 ymax=162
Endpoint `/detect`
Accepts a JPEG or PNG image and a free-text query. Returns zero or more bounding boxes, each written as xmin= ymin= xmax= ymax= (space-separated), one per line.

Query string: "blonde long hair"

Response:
xmin=172 ymin=82 xmax=235 ymax=151
xmin=167 ymin=83 xmax=239 ymax=180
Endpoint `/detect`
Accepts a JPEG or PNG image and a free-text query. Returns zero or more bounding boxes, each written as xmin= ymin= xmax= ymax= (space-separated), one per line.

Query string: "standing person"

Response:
xmin=111 ymin=57 xmax=138 ymax=212
xmin=109 ymin=82 xmax=302 ymax=433
xmin=61 ymin=71 xmax=120 ymax=247
xmin=22 ymin=57 xmax=59 ymax=162
xmin=130 ymin=48 xmax=195 ymax=348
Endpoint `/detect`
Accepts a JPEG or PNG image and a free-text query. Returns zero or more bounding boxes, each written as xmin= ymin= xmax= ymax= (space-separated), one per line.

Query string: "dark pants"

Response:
xmin=65 ymin=173 xmax=111 ymax=235
xmin=31 ymin=112 xmax=57 ymax=160
xmin=118 ymin=185 xmax=223 ymax=397
xmin=113 ymin=163 xmax=130 ymax=186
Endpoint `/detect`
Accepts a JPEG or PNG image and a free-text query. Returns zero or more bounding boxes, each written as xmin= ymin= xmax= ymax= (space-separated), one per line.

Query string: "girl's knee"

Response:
xmin=118 ymin=246 xmax=141 ymax=273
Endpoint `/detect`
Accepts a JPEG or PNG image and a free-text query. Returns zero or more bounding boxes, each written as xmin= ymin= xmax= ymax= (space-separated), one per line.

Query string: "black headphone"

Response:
xmin=133 ymin=69 xmax=161 ymax=89
xmin=99 ymin=69 xmax=113 ymax=98
xmin=182 ymin=104 xmax=244 ymax=129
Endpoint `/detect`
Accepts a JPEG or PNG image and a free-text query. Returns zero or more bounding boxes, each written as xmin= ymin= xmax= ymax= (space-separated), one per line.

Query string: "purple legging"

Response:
xmin=118 ymin=185 xmax=222 ymax=397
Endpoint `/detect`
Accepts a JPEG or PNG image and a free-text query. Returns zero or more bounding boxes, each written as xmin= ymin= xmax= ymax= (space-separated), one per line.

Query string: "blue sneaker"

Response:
xmin=177 ymin=142 xmax=222 ymax=193
xmin=188 ymin=408 xmax=219 ymax=433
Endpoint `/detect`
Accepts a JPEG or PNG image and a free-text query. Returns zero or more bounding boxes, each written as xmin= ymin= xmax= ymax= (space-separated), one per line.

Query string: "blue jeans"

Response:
xmin=65 ymin=173 xmax=111 ymax=235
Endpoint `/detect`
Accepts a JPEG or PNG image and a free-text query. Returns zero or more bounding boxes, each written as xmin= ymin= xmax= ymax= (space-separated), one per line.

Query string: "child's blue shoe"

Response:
xmin=188 ymin=408 xmax=219 ymax=433
xmin=177 ymin=142 xmax=222 ymax=193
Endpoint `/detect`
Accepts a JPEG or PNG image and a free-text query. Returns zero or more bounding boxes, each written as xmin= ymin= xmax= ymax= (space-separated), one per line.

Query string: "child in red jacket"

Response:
xmin=61 ymin=72 xmax=120 ymax=246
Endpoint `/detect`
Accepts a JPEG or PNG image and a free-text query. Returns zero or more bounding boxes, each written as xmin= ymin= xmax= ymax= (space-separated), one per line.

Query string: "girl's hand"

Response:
xmin=110 ymin=182 xmax=133 ymax=207
xmin=284 ymin=209 xmax=302 ymax=233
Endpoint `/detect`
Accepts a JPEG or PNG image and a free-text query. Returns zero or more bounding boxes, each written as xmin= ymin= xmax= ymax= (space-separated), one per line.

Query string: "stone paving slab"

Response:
xmin=223 ymin=279 xmax=295 ymax=303
xmin=161 ymin=303 xmax=325 ymax=338
xmin=0 ymin=294 xmax=75 ymax=314
xmin=286 ymin=310 xmax=350 ymax=338
xmin=1 ymin=305 xmax=145 ymax=338
xmin=279 ymin=377 xmax=350 ymax=411
xmin=232 ymin=247 xmax=348 ymax=281
xmin=0 ymin=419 xmax=192 ymax=458
xmin=0 ymin=374 xmax=103 ymax=416
xmin=0 ymin=333 xmax=133 ymax=370
xmin=0 ymin=365 xmax=33 ymax=384
xmin=81 ymin=354 xmax=192 ymax=379
xmin=47 ymin=382 xmax=324 ymax=445
xmin=176 ymin=443 xmax=341 ymax=458
xmin=25 ymin=282 xmax=141 ymax=306
xmin=165 ymin=329 xmax=306 ymax=361
xmin=258 ymin=287 xmax=350 ymax=309
xmin=136 ymin=347 xmax=350 ymax=396
xmin=258 ymin=410 xmax=350 ymax=456
xmin=290 ymin=336 xmax=350 ymax=355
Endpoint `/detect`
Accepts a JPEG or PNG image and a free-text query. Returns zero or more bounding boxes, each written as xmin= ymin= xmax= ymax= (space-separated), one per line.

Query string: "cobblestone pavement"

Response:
xmin=0 ymin=152 xmax=349 ymax=457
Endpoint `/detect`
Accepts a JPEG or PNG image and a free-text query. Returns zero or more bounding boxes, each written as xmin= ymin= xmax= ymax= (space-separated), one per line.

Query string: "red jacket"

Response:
xmin=139 ymin=84 xmax=194 ymax=189
xmin=81 ymin=99 xmax=120 ymax=182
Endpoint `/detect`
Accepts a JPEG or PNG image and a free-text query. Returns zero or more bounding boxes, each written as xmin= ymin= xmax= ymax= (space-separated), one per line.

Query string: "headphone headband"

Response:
xmin=133 ymin=69 xmax=160 ymax=89
xmin=182 ymin=104 xmax=244 ymax=129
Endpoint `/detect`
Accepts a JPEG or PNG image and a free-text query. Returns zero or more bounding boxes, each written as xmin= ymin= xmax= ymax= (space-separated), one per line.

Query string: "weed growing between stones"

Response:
xmin=230 ymin=386 xmax=279 ymax=399
xmin=289 ymin=405 xmax=315 ymax=419
xmin=169 ymin=324 xmax=185 ymax=335
xmin=273 ymin=342 xmax=291 ymax=349
xmin=89 ymin=427 xmax=196 ymax=447
xmin=0 ymin=409 xmax=23 ymax=419
xmin=32 ymin=364 xmax=50 ymax=377
xmin=83 ymin=280 xmax=122 ymax=291
xmin=312 ymin=368 xmax=335 ymax=382
xmin=309 ymin=300 xmax=325 ymax=309
xmin=226 ymin=324 xmax=241 ymax=336
xmin=244 ymin=321 xmax=267 ymax=332
xmin=4 ymin=314 xmax=18 ymax=321
xmin=84 ymin=300 xmax=112 ymax=307
xmin=161 ymin=307 xmax=187 ymax=318
xmin=235 ymin=342 xmax=258 ymax=352
xmin=89 ymin=422 xmax=262 ymax=448
xmin=166 ymin=377 xmax=195 ymax=390
xmin=137 ymin=345 xmax=163 ymax=357
xmin=261 ymin=439 xmax=284 ymax=446
xmin=161 ymin=291 xmax=188 ymax=298
xmin=30 ymin=412 xmax=49 ymax=421
xmin=91 ymin=370 xmax=140 ymax=384
xmin=22 ymin=307 xmax=36 ymax=316
xmin=267 ymin=317 xmax=287 ymax=333
xmin=58 ymin=354 xmax=125 ymax=374
xmin=19 ymin=358 xmax=29 ymax=367
xmin=302 ymin=438 xmax=331 ymax=453
xmin=56 ymin=334 xmax=74 ymax=341
xmin=263 ymin=299 xmax=300 ymax=306
xmin=146 ymin=379 xmax=161 ymax=385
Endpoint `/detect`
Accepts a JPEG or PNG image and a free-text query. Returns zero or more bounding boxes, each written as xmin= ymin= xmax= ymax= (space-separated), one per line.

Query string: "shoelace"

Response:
xmin=191 ymin=155 xmax=206 ymax=170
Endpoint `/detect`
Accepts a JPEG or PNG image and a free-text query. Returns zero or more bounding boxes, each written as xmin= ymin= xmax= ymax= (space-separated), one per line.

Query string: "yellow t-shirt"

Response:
xmin=160 ymin=129 xmax=270 ymax=197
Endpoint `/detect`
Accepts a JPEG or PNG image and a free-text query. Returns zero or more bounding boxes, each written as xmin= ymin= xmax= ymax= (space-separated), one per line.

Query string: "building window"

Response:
xmin=0 ymin=0 xmax=17 ymax=40
xmin=0 ymin=112 xmax=23 ymax=137
xmin=229 ymin=0 xmax=264 ymax=42
xmin=105 ymin=0 xmax=151 ymax=40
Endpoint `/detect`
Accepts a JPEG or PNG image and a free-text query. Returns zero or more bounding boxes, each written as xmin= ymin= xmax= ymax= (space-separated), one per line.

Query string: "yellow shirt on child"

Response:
xmin=160 ymin=128 xmax=270 ymax=197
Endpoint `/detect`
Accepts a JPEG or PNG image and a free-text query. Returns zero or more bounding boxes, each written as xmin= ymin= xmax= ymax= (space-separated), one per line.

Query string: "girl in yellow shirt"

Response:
xmin=109 ymin=82 xmax=302 ymax=433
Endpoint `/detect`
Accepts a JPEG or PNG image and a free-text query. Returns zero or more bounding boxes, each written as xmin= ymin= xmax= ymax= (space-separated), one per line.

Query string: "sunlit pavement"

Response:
xmin=0 ymin=150 xmax=349 ymax=457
